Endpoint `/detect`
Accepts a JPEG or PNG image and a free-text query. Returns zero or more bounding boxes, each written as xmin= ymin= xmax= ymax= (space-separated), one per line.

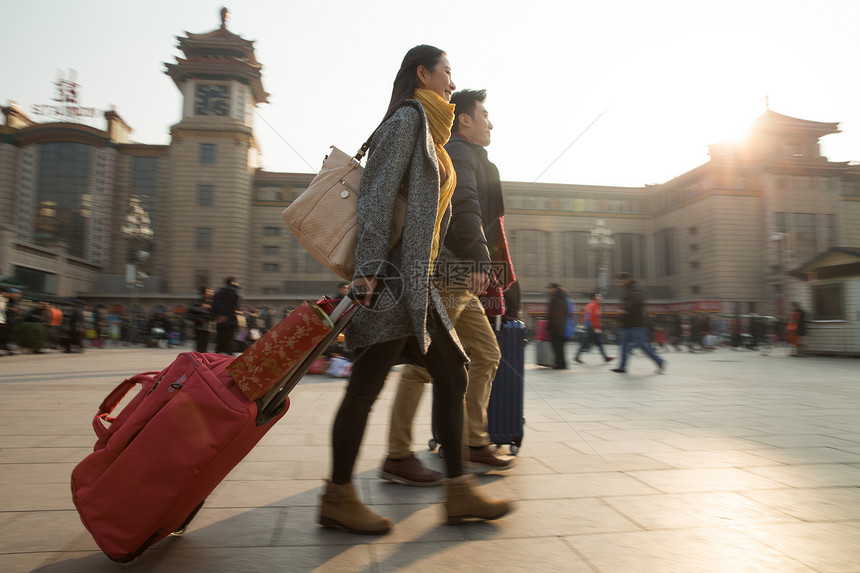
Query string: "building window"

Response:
xmin=655 ymin=228 xmax=676 ymax=277
xmin=194 ymin=270 xmax=210 ymax=291
xmin=690 ymin=261 xmax=700 ymax=270
xmin=258 ymin=187 xmax=283 ymax=201
xmin=264 ymin=226 xmax=280 ymax=236
xmin=198 ymin=185 xmax=214 ymax=206
xmin=825 ymin=214 xmax=837 ymax=248
xmin=689 ymin=226 xmax=698 ymax=235
xmin=613 ymin=233 xmax=645 ymax=279
xmin=304 ymin=253 xmax=324 ymax=274
xmin=263 ymin=263 xmax=280 ymax=272
xmin=690 ymin=244 xmax=699 ymax=252
xmin=13 ymin=266 xmax=57 ymax=295
xmin=794 ymin=213 xmax=816 ymax=262
xmin=36 ymin=142 xmax=93 ymax=259
xmin=775 ymin=212 xmax=785 ymax=232
xmin=691 ymin=285 xmax=701 ymax=295
xmin=813 ymin=283 xmax=844 ymax=320
xmin=561 ymin=231 xmax=591 ymax=278
xmin=200 ymin=143 xmax=216 ymax=163
xmin=195 ymin=228 xmax=212 ymax=250
xmin=286 ymin=235 xmax=324 ymax=274
xmin=510 ymin=229 xmax=550 ymax=277
xmin=263 ymin=245 xmax=280 ymax=255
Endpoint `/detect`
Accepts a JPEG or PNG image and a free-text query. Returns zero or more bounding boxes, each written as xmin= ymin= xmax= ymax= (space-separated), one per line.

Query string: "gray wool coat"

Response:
xmin=343 ymin=101 xmax=465 ymax=361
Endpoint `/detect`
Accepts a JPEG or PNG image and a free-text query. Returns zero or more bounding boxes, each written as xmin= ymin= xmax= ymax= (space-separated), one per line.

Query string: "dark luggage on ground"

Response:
xmin=487 ymin=320 xmax=526 ymax=454
xmin=430 ymin=319 xmax=527 ymax=457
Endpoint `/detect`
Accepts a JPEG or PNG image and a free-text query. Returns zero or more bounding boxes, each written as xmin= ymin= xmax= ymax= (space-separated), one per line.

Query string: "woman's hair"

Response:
xmin=381 ymin=44 xmax=446 ymax=124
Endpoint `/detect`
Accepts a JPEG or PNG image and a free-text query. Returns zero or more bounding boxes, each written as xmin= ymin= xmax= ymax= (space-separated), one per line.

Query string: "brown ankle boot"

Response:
xmin=318 ymin=480 xmax=393 ymax=535
xmin=444 ymin=475 xmax=513 ymax=525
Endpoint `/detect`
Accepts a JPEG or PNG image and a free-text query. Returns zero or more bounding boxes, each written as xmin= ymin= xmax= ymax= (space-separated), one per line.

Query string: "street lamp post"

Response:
xmin=770 ymin=231 xmax=788 ymax=317
xmin=588 ymin=219 xmax=615 ymax=295
xmin=121 ymin=195 xmax=153 ymax=343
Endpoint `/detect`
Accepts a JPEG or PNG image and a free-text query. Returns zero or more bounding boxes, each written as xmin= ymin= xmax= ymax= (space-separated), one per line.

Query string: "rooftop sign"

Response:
xmin=31 ymin=70 xmax=98 ymax=120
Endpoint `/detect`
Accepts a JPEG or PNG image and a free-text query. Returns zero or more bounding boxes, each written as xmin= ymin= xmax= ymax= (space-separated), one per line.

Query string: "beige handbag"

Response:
xmin=282 ymin=144 xmax=407 ymax=280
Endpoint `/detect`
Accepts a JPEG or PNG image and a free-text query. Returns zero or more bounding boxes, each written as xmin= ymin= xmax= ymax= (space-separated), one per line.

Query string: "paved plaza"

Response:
xmin=0 ymin=342 xmax=858 ymax=572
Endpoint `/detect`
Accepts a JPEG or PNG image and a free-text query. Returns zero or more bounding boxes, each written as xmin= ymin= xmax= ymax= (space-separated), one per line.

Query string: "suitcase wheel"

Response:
xmin=428 ymin=438 xmax=438 ymax=451
xmin=170 ymin=500 xmax=205 ymax=538
xmin=437 ymin=446 xmax=446 ymax=459
xmin=119 ymin=556 xmax=140 ymax=569
xmin=510 ymin=444 xmax=520 ymax=455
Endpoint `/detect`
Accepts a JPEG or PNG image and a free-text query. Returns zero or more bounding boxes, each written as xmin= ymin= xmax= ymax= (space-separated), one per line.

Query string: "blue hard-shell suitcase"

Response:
xmin=487 ymin=320 xmax=526 ymax=454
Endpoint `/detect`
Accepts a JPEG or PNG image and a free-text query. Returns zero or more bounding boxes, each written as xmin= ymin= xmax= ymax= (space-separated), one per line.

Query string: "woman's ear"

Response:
xmin=415 ymin=65 xmax=428 ymax=88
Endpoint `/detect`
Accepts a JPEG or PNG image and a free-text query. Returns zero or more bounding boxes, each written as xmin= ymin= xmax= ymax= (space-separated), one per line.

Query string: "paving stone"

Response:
xmin=0 ymin=345 xmax=857 ymax=571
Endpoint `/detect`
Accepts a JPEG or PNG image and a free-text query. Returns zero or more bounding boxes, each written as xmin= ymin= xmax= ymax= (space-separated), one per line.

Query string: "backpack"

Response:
xmin=564 ymin=298 xmax=576 ymax=341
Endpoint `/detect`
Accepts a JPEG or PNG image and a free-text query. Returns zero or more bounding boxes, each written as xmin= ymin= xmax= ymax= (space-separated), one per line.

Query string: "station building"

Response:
xmin=2 ymin=10 xmax=859 ymax=329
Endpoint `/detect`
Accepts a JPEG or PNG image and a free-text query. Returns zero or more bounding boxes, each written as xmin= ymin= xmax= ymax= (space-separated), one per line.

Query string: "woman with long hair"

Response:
xmin=319 ymin=45 xmax=512 ymax=535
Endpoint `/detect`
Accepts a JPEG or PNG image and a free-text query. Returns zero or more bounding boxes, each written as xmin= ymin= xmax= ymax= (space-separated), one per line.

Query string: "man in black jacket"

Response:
xmin=381 ymin=89 xmax=515 ymax=486
xmin=212 ymin=277 xmax=240 ymax=355
xmin=546 ymin=283 xmax=569 ymax=369
xmin=612 ymin=272 xmax=666 ymax=374
xmin=187 ymin=286 xmax=214 ymax=353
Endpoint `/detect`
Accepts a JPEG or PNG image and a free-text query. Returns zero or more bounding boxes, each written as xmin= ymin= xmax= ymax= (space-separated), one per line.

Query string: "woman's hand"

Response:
xmin=351 ymin=276 xmax=377 ymax=307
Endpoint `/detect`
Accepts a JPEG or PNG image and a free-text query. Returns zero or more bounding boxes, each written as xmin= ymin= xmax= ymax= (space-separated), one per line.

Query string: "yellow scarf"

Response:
xmin=413 ymin=88 xmax=456 ymax=264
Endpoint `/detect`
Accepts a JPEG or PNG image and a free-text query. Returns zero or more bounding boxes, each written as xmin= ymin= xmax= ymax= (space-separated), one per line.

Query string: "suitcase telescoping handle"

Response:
xmin=93 ymin=371 xmax=160 ymax=443
xmin=256 ymin=288 xmax=364 ymax=423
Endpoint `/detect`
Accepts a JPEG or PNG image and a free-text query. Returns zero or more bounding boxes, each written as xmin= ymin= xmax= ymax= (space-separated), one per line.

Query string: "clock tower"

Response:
xmin=161 ymin=7 xmax=268 ymax=294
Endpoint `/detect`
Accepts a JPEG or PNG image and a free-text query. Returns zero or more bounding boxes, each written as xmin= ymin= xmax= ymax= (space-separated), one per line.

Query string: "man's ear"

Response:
xmin=458 ymin=112 xmax=472 ymax=128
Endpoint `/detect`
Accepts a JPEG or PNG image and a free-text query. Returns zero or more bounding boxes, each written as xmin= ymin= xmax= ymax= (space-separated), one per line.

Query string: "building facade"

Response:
xmin=2 ymin=11 xmax=859 ymax=325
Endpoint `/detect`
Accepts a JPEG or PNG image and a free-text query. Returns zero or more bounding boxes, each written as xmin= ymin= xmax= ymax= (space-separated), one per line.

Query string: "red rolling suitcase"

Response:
xmin=71 ymin=352 xmax=289 ymax=563
xmin=71 ymin=296 xmax=358 ymax=564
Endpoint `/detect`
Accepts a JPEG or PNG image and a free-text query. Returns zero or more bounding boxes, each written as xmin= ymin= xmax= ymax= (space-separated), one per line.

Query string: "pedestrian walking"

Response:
xmin=786 ymin=302 xmax=807 ymax=356
xmin=612 ymin=272 xmax=667 ymax=374
xmin=382 ymin=88 xmax=515 ymax=487
xmin=546 ymin=283 xmax=569 ymax=369
xmin=574 ymin=292 xmax=614 ymax=364
xmin=187 ymin=287 xmax=214 ymax=353
xmin=319 ymin=45 xmax=511 ymax=536
xmin=212 ymin=277 xmax=240 ymax=355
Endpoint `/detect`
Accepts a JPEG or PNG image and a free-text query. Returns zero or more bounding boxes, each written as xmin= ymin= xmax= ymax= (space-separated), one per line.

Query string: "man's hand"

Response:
xmin=351 ymin=276 xmax=377 ymax=307
xmin=464 ymin=271 xmax=490 ymax=295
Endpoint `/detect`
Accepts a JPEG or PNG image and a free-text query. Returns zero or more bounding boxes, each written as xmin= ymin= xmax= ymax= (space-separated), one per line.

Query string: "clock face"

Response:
xmin=195 ymin=84 xmax=229 ymax=116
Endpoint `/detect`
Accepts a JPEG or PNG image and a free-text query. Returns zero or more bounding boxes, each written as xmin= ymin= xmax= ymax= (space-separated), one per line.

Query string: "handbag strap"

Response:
xmin=354 ymin=100 xmax=424 ymax=162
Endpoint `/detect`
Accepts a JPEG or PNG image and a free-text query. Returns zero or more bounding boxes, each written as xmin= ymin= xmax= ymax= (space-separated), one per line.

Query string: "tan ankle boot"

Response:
xmin=444 ymin=475 xmax=513 ymax=525
xmin=318 ymin=480 xmax=393 ymax=535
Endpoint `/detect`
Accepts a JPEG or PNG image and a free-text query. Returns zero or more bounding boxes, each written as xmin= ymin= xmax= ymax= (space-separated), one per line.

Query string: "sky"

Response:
xmin=3 ymin=0 xmax=859 ymax=187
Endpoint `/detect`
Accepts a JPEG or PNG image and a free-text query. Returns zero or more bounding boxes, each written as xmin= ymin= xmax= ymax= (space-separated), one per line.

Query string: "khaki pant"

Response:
xmin=388 ymin=289 xmax=501 ymax=458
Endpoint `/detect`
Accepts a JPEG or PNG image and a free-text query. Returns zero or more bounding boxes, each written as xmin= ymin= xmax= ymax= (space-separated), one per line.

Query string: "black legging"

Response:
xmin=331 ymin=317 xmax=467 ymax=484
xmin=550 ymin=331 xmax=567 ymax=369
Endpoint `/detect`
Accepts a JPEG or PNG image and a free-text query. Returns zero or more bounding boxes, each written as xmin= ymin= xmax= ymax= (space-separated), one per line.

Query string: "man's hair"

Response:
xmin=225 ymin=276 xmax=236 ymax=286
xmin=591 ymin=292 xmax=600 ymax=299
xmin=451 ymin=89 xmax=487 ymax=133
xmin=616 ymin=272 xmax=632 ymax=280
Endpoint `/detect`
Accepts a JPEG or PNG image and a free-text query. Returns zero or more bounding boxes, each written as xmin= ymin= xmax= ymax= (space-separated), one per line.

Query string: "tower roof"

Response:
xmin=751 ymin=109 xmax=840 ymax=138
xmin=164 ymin=8 xmax=268 ymax=104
